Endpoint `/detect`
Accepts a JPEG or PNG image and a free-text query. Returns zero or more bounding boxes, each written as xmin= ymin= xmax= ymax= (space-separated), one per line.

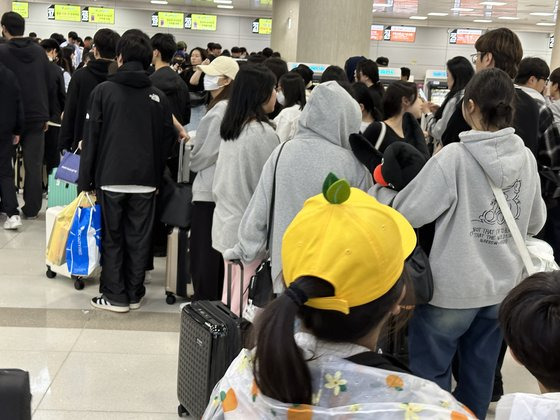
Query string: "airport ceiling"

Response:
xmin=31 ymin=0 xmax=560 ymax=31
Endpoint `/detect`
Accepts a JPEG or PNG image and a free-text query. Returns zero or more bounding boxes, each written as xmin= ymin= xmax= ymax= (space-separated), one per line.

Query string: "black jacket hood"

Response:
xmin=108 ymin=61 xmax=152 ymax=88
xmin=86 ymin=59 xmax=113 ymax=82
xmin=7 ymin=38 xmax=42 ymax=63
xmin=150 ymin=66 xmax=181 ymax=95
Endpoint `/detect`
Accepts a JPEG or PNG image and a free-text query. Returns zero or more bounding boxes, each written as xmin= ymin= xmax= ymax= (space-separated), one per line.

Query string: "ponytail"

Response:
xmin=253 ymin=275 xmax=405 ymax=404
xmin=253 ymin=277 xmax=334 ymax=404
xmin=254 ymin=293 xmax=312 ymax=404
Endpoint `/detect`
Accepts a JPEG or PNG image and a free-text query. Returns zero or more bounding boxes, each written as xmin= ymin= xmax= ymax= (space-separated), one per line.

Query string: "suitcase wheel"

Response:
xmin=72 ymin=277 xmax=85 ymax=290
xmin=166 ymin=293 xmax=176 ymax=305
xmin=178 ymin=404 xmax=189 ymax=417
xmin=46 ymin=266 xmax=57 ymax=279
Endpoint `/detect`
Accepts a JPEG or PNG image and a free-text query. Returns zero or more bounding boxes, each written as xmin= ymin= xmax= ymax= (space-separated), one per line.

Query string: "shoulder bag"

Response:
xmin=487 ymin=175 xmax=559 ymax=275
xmin=248 ymin=141 xmax=288 ymax=308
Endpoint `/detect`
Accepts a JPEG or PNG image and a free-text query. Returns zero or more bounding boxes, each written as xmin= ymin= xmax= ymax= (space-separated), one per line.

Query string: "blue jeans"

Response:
xmin=409 ymin=304 xmax=503 ymax=419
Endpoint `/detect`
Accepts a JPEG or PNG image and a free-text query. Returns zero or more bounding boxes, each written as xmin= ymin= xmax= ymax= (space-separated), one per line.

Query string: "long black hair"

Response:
xmin=254 ymin=275 xmax=405 ymax=405
xmin=383 ymin=81 xmax=418 ymax=119
xmin=61 ymin=46 xmax=75 ymax=74
xmin=434 ymin=56 xmax=474 ymax=120
xmin=220 ymin=64 xmax=276 ymax=140
xmin=357 ymin=59 xmax=385 ymax=99
xmin=278 ymin=72 xmax=306 ymax=110
xmin=351 ymin=82 xmax=380 ymax=121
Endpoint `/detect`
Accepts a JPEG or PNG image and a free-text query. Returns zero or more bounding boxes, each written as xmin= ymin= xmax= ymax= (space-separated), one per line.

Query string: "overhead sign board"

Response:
xmin=449 ymin=28 xmax=482 ymax=45
xmin=81 ymin=7 xmax=114 ymax=24
xmin=371 ymin=24 xmax=384 ymax=41
xmin=252 ymin=18 xmax=272 ymax=34
xmin=384 ymin=25 xmax=416 ymax=43
xmin=12 ymin=2 xmax=28 ymax=18
xmin=48 ymin=4 xmax=81 ymax=21
xmin=151 ymin=11 xmax=184 ymax=28
xmin=187 ymin=13 xmax=217 ymax=30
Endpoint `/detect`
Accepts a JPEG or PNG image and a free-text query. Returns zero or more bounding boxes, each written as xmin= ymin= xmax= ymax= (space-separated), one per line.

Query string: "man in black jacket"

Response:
xmin=149 ymin=33 xmax=191 ymax=260
xmin=0 ymin=62 xmax=24 ymax=230
xmin=59 ymin=28 xmax=120 ymax=153
xmin=441 ymin=28 xmax=540 ymax=156
xmin=0 ymin=12 xmax=53 ymax=219
xmin=150 ymin=33 xmax=191 ymax=127
xmin=79 ymin=30 xmax=176 ymax=313
xmin=40 ymin=38 xmax=66 ymax=176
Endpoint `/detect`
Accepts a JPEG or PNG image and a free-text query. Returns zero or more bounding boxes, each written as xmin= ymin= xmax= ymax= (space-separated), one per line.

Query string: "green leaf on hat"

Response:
xmin=323 ymin=172 xmax=351 ymax=204
xmin=322 ymin=172 xmax=339 ymax=197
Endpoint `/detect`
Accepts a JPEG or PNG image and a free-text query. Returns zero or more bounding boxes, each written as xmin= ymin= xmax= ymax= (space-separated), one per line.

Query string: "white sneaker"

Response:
xmin=4 ymin=215 xmax=22 ymax=230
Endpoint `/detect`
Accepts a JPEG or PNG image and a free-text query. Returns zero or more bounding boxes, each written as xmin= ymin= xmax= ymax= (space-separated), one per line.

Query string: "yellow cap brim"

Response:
xmin=386 ymin=205 xmax=417 ymax=260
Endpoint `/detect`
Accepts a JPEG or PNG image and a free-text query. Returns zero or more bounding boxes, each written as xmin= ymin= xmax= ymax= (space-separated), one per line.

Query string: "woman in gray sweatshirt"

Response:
xmin=223 ymin=81 xmax=373 ymax=294
xmin=212 ymin=64 xmax=280 ymax=315
xmin=373 ymin=69 xmax=547 ymax=419
xmin=189 ymin=56 xmax=239 ymax=301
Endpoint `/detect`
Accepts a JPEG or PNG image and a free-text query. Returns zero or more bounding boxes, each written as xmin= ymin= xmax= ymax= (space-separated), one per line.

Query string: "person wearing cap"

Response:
xmin=189 ymin=56 xmax=239 ymax=301
xmin=224 ymin=81 xmax=372 ymax=296
xmin=203 ymin=176 xmax=476 ymax=419
xmin=212 ymin=64 xmax=280 ymax=315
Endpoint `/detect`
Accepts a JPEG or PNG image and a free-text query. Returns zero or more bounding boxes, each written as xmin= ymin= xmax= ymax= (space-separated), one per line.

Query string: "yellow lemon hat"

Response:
xmin=282 ymin=174 xmax=416 ymax=314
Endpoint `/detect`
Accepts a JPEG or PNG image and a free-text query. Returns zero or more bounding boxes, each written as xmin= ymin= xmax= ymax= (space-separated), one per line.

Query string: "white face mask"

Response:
xmin=276 ymin=90 xmax=286 ymax=106
xmin=204 ymin=74 xmax=221 ymax=91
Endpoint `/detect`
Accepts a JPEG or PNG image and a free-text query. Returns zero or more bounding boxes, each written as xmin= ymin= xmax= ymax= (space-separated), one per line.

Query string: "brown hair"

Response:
xmin=474 ymin=28 xmax=523 ymax=78
xmin=207 ymin=81 xmax=232 ymax=111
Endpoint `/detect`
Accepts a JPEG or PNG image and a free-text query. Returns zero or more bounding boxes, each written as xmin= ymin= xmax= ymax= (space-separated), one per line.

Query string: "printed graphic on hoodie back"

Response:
xmin=470 ymin=180 xmax=521 ymax=245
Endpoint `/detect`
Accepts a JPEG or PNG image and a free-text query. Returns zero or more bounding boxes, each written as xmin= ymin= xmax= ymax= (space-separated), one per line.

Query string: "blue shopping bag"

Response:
xmin=66 ymin=204 xmax=102 ymax=276
xmin=55 ymin=151 xmax=80 ymax=184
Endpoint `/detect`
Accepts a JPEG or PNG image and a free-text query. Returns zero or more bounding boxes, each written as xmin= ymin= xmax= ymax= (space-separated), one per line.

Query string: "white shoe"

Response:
xmin=4 ymin=215 xmax=22 ymax=230
xmin=144 ymin=270 xmax=152 ymax=284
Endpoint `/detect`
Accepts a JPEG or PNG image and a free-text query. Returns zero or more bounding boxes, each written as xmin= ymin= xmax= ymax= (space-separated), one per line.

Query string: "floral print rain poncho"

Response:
xmin=202 ymin=333 xmax=476 ymax=419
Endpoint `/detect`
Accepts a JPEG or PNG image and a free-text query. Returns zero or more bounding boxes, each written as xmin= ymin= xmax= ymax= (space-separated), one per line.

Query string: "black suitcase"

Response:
xmin=0 ymin=369 xmax=32 ymax=420
xmin=177 ymin=261 xmax=249 ymax=418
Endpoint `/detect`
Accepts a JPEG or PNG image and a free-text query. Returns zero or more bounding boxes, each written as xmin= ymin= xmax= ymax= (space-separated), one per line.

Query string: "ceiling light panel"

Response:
xmin=480 ymin=1 xmax=506 ymax=5
xmin=428 ymin=12 xmax=448 ymax=16
xmin=217 ymin=4 xmax=234 ymax=8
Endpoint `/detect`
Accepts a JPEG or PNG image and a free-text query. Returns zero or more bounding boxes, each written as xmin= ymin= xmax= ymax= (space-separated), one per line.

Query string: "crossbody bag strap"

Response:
xmin=266 ymin=141 xmax=288 ymax=251
xmin=486 ymin=176 xmax=536 ymax=275
xmin=374 ymin=122 xmax=387 ymax=150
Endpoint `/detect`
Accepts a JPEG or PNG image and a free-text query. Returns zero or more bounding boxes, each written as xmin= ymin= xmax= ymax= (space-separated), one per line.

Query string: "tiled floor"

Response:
xmin=0 ymin=204 xmax=191 ymax=419
xmin=0 ymin=203 xmax=541 ymax=419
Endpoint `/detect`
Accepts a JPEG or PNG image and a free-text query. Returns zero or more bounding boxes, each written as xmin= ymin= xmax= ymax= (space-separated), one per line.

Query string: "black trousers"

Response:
xmin=97 ymin=190 xmax=156 ymax=305
xmin=190 ymin=201 xmax=224 ymax=300
xmin=44 ymin=125 xmax=61 ymax=178
xmin=0 ymin=136 xmax=19 ymax=217
xmin=20 ymin=122 xmax=45 ymax=217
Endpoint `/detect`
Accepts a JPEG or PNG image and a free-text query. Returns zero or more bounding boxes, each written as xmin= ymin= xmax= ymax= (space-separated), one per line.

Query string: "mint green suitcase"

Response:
xmin=47 ymin=169 xmax=77 ymax=208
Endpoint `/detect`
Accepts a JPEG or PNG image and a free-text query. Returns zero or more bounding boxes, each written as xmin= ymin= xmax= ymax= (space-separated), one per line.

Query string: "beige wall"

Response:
xmin=0 ymin=0 xmax=11 ymax=17
xmin=297 ymin=0 xmax=371 ymax=67
xmin=270 ymin=0 xmax=300 ymax=62
xmin=272 ymin=0 xmax=371 ymax=67
xmin=551 ymin=14 xmax=560 ymax=70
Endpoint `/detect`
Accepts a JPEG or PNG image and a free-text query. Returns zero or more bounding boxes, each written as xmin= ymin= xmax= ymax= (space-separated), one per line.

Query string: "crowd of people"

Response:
xmin=1 ymin=9 xmax=559 ymax=419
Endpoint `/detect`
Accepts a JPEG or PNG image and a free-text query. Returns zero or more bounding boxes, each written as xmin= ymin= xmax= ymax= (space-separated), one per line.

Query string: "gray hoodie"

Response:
xmin=190 ymin=100 xmax=228 ymax=202
xmin=372 ymin=128 xmax=546 ymax=309
xmin=223 ymin=82 xmax=373 ymax=291
xmin=212 ymin=121 xmax=280 ymax=253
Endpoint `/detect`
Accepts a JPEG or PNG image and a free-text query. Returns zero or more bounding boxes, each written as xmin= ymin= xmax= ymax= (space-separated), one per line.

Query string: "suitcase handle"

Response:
xmin=227 ymin=260 xmax=244 ymax=314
